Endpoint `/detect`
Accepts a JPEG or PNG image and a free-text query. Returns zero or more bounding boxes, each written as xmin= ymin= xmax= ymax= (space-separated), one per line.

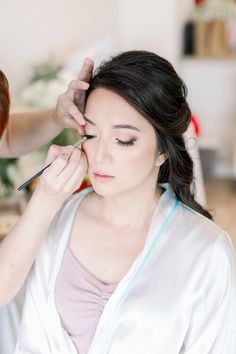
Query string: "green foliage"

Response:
xmin=40 ymin=129 xmax=79 ymax=154
xmin=31 ymin=60 xmax=62 ymax=82
xmin=0 ymin=158 xmax=18 ymax=196
xmin=51 ymin=129 xmax=78 ymax=146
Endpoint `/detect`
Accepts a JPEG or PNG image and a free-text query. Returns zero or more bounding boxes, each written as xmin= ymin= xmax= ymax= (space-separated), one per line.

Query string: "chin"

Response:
xmin=90 ymin=180 xmax=137 ymax=199
xmin=89 ymin=177 xmax=117 ymax=197
xmin=90 ymin=182 xmax=116 ymax=197
xmin=88 ymin=172 xmax=115 ymax=196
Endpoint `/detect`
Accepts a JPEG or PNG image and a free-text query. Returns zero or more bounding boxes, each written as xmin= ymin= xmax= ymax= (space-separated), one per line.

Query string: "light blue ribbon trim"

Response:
xmin=116 ymin=198 xmax=180 ymax=308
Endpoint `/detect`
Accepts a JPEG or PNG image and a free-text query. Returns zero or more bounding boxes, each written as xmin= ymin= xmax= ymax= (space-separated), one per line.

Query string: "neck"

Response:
xmin=96 ymin=181 xmax=163 ymax=232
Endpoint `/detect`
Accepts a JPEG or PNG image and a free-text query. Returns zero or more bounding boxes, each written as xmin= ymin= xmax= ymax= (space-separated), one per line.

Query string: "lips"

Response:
xmin=93 ymin=171 xmax=114 ymax=179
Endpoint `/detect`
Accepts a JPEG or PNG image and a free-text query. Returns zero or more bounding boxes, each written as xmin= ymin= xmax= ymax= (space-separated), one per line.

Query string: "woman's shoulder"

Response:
xmin=177 ymin=198 xmax=223 ymax=237
xmin=162 ymin=183 xmax=225 ymax=244
xmin=166 ymin=200 xmax=236 ymax=301
xmin=176 ymin=200 xmax=235 ymax=264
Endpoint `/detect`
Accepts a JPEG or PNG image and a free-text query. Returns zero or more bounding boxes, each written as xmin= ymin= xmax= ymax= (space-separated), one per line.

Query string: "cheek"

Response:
xmin=82 ymin=140 xmax=157 ymax=173
xmin=121 ymin=143 xmax=157 ymax=175
xmin=82 ymin=143 xmax=94 ymax=162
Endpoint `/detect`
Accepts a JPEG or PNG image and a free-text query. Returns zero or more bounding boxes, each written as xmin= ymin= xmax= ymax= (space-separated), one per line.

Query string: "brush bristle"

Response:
xmin=84 ymin=134 xmax=96 ymax=140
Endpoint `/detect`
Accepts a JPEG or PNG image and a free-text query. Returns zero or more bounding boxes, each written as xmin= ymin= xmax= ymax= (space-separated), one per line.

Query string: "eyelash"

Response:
xmin=116 ymin=138 xmax=136 ymax=147
xmin=84 ymin=130 xmax=136 ymax=147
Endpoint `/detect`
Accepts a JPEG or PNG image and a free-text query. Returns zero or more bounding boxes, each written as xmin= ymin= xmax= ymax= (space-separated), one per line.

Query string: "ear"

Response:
xmin=155 ymin=152 xmax=168 ymax=167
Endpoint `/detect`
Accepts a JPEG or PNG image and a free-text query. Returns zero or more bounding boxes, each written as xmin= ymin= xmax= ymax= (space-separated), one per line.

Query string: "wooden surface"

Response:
xmin=205 ymin=178 xmax=236 ymax=252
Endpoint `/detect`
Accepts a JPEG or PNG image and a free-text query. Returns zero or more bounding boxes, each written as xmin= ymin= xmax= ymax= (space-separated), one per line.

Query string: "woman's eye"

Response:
xmin=116 ymin=138 xmax=136 ymax=147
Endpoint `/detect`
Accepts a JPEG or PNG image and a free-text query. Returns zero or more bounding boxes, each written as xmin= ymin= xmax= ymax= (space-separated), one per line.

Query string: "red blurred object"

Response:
xmin=191 ymin=114 xmax=200 ymax=137
xmin=195 ymin=0 xmax=204 ymax=5
xmin=74 ymin=175 xmax=91 ymax=193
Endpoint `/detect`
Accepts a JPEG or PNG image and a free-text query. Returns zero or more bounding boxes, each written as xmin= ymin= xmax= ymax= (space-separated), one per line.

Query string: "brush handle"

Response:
xmin=17 ymin=136 xmax=88 ymax=191
xmin=17 ymin=162 xmax=52 ymax=191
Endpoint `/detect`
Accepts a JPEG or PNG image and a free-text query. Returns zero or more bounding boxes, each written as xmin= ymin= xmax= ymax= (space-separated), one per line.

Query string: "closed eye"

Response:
xmin=83 ymin=131 xmax=136 ymax=147
xmin=116 ymin=138 xmax=136 ymax=147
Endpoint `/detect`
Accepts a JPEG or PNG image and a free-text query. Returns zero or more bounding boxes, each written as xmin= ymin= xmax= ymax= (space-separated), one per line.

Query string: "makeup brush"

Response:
xmin=17 ymin=134 xmax=95 ymax=191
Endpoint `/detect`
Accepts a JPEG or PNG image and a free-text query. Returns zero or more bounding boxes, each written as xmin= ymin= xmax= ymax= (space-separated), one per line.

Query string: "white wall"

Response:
xmin=180 ymin=57 xmax=236 ymax=177
xmin=1 ymin=0 xmax=193 ymax=96
xmin=117 ymin=0 xmax=180 ymax=65
xmin=116 ymin=0 xmax=194 ymax=66
xmin=0 ymin=0 xmax=119 ymax=97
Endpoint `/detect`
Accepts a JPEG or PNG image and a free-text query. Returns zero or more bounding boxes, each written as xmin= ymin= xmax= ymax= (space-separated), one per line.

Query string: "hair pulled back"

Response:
xmin=86 ymin=51 xmax=212 ymax=219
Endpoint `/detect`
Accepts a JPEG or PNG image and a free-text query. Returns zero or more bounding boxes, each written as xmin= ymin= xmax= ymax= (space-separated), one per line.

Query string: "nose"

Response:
xmin=92 ymin=138 xmax=113 ymax=165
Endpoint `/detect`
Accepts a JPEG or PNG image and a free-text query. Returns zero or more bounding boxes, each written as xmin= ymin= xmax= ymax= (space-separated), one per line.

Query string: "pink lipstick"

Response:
xmin=93 ymin=172 xmax=114 ymax=180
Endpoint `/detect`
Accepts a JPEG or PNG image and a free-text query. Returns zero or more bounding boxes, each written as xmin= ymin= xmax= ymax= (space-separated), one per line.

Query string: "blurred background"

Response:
xmin=0 ymin=0 xmax=236 ymax=248
xmin=0 ymin=0 xmax=236 ymax=352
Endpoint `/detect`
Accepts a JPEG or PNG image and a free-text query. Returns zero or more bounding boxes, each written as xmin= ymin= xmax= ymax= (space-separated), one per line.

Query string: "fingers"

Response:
xmin=52 ymin=148 xmax=85 ymax=187
xmin=63 ymin=162 xmax=86 ymax=193
xmin=43 ymin=144 xmax=66 ymax=166
xmin=43 ymin=145 xmax=73 ymax=178
xmin=77 ymin=57 xmax=94 ymax=83
xmin=57 ymin=84 xmax=87 ymax=133
xmin=63 ymin=102 xmax=86 ymax=129
xmin=39 ymin=145 xmax=87 ymax=196
xmin=66 ymin=79 xmax=90 ymax=130
xmin=67 ymin=80 xmax=89 ymax=100
xmin=54 ymin=58 xmax=94 ymax=134
xmin=59 ymin=150 xmax=88 ymax=193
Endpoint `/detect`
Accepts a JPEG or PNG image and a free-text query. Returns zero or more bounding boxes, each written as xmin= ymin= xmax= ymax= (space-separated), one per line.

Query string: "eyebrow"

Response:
xmin=84 ymin=115 xmax=140 ymax=132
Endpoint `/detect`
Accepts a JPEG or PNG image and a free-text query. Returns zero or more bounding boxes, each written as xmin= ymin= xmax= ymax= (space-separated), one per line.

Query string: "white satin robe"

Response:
xmin=15 ymin=184 xmax=236 ymax=354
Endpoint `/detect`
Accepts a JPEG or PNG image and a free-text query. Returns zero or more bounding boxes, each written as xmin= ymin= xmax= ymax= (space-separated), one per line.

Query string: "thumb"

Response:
xmin=44 ymin=145 xmax=63 ymax=166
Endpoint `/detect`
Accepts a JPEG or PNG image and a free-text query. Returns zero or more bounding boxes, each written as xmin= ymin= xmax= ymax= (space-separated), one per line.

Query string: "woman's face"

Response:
xmin=83 ymin=88 xmax=165 ymax=197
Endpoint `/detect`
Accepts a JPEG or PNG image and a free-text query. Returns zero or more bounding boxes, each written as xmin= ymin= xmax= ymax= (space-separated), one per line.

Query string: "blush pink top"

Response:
xmin=55 ymin=246 xmax=117 ymax=354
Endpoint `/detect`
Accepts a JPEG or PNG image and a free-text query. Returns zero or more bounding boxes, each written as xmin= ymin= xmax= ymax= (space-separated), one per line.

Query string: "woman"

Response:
xmin=0 ymin=58 xmax=93 ymax=307
xmin=15 ymin=51 xmax=236 ymax=354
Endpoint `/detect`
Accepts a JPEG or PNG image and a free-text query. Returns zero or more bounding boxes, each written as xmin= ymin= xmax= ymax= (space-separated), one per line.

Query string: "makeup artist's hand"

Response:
xmin=55 ymin=58 xmax=94 ymax=135
xmin=34 ymin=144 xmax=88 ymax=205
xmin=0 ymin=145 xmax=88 ymax=307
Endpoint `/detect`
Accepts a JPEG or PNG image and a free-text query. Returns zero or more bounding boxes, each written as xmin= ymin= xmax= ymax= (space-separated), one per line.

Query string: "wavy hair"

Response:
xmin=86 ymin=51 xmax=212 ymax=219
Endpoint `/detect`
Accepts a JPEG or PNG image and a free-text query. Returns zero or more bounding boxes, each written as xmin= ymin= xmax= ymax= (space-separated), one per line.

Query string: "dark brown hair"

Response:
xmin=0 ymin=70 xmax=10 ymax=138
xmin=86 ymin=50 xmax=212 ymax=219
